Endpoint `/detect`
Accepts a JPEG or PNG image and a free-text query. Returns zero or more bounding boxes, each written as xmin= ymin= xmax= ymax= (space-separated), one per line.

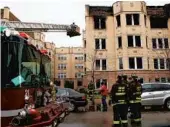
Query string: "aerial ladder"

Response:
xmin=1 ymin=20 xmax=81 ymax=37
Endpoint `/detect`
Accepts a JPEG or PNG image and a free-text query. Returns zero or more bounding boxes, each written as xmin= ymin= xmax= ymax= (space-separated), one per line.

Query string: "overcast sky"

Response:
xmin=0 ymin=0 xmax=169 ymax=47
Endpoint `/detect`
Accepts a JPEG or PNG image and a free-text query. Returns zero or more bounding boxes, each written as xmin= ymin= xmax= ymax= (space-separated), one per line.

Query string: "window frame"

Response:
xmin=95 ymin=38 xmax=106 ymax=50
xmin=126 ymin=14 xmax=140 ymax=26
xmin=128 ymin=57 xmax=143 ymax=69
xmin=127 ymin=35 xmax=141 ymax=47
xmin=95 ymin=59 xmax=107 ymax=71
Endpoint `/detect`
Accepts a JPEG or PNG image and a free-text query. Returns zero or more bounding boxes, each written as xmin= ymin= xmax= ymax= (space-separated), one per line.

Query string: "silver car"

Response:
xmin=141 ymin=82 xmax=170 ymax=110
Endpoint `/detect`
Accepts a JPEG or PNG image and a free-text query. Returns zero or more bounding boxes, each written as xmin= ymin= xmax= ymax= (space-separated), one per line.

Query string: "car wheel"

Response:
xmin=165 ymin=98 xmax=170 ymax=110
xmin=68 ymin=102 xmax=76 ymax=112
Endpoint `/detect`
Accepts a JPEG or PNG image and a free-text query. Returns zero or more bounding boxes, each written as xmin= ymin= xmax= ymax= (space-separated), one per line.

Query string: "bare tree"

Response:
xmin=86 ymin=49 xmax=98 ymax=85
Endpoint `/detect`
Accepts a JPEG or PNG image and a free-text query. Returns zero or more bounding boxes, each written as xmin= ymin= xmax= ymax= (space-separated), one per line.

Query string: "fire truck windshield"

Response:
xmin=2 ymin=35 xmax=51 ymax=88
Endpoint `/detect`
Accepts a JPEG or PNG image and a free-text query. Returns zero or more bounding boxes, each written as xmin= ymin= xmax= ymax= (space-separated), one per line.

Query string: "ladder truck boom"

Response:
xmin=1 ymin=21 xmax=81 ymax=37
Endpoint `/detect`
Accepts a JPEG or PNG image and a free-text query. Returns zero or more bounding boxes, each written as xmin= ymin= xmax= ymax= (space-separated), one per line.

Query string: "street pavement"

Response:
xmin=59 ymin=108 xmax=170 ymax=127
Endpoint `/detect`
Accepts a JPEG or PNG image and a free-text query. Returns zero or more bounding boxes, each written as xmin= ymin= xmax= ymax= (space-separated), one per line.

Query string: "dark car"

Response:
xmin=56 ymin=88 xmax=88 ymax=111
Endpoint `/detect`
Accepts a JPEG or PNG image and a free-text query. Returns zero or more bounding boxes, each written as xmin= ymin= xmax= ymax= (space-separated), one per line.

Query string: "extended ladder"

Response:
xmin=1 ymin=21 xmax=75 ymax=32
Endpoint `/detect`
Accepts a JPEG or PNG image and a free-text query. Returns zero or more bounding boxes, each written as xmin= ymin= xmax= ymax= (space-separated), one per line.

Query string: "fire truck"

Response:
xmin=1 ymin=20 xmax=80 ymax=127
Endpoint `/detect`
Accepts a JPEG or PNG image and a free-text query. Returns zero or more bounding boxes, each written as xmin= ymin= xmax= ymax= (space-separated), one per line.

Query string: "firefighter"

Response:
xmin=111 ymin=75 xmax=128 ymax=127
xmin=129 ymin=76 xmax=142 ymax=127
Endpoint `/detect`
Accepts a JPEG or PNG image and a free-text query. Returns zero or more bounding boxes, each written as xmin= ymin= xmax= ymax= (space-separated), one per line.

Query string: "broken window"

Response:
xmin=119 ymin=57 xmax=123 ymax=69
xmin=150 ymin=17 xmax=168 ymax=28
xmin=94 ymin=16 xmax=106 ymax=29
xmin=129 ymin=57 xmax=143 ymax=69
xmin=126 ymin=14 xmax=140 ymax=25
xmin=116 ymin=15 xmax=121 ymax=27
xmin=95 ymin=59 xmax=107 ymax=70
xmin=152 ymin=38 xmax=157 ymax=49
xmin=95 ymin=39 xmax=106 ymax=50
xmin=128 ymin=35 xmax=141 ymax=47
xmin=118 ymin=36 xmax=122 ymax=48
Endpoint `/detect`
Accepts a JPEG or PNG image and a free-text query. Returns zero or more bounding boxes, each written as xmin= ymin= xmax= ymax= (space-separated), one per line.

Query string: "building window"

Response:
xmin=77 ymin=80 xmax=83 ymax=86
xmin=152 ymin=38 xmax=169 ymax=49
xmin=95 ymin=79 xmax=107 ymax=89
xmin=84 ymin=54 xmax=86 ymax=62
xmin=164 ymin=38 xmax=169 ymax=48
xmin=75 ymin=55 xmax=84 ymax=60
xmin=58 ymin=64 xmax=66 ymax=70
xmin=84 ymin=40 xmax=86 ymax=48
xmin=166 ymin=58 xmax=170 ymax=70
xmin=144 ymin=15 xmax=147 ymax=26
xmin=126 ymin=14 xmax=139 ymax=25
xmin=75 ymin=64 xmax=83 ymax=69
xmin=75 ymin=72 xmax=82 ymax=78
xmin=150 ymin=17 xmax=168 ymax=28
xmin=95 ymin=39 xmax=106 ymax=50
xmin=147 ymin=57 xmax=150 ymax=69
xmin=58 ymin=73 xmax=66 ymax=79
xmin=116 ymin=15 xmax=121 ymax=27
xmin=118 ymin=36 xmax=122 ymax=48
xmin=58 ymin=54 xmax=67 ymax=60
xmin=54 ymin=80 xmax=61 ymax=86
xmin=152 ymin=39 xmax=157 ymax=49
xmin=94 ymin=16 xmax=106 ymax=29
xmin=153 ymin=58 xmax=168 ymax=70
xmin=95 ymin=59 xmax=107 ymax=70
xmin=129 ymin=57 xmax=143 ymax=69
xmin=155 ymin=77 xmax=170 ymax=83
xmin=155 ymin=78 xmax=160 ymax=82
xmin=119 ymin=57 xmax=123 ymax=69
xmin=128 ymin=35 xmax=141 ymax=47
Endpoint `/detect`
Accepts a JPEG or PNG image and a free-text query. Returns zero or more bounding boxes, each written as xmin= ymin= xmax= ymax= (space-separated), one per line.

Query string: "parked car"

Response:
xmin=56 ymin=88 xmax=88 ymax=111
xmin=141 ymin=82 xmax=170 ymax=110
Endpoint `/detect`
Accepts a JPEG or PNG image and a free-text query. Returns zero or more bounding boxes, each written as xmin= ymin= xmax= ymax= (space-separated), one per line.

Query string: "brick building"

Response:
xmin=83 ymin=1 xmax=170 ymax=90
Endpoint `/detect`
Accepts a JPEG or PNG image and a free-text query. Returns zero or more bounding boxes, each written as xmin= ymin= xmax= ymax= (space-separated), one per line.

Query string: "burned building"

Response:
xmin=84 ymin=1 xmax=170 ymax=89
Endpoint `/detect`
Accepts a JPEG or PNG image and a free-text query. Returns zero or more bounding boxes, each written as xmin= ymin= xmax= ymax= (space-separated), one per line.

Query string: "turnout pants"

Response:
xmin=113 ymin=104 xmax=128 ymax=127
xmin=130 ymin=102 xmax=141 ymax=126
xmin=101 ymin=95 xmax=107 ymax=112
